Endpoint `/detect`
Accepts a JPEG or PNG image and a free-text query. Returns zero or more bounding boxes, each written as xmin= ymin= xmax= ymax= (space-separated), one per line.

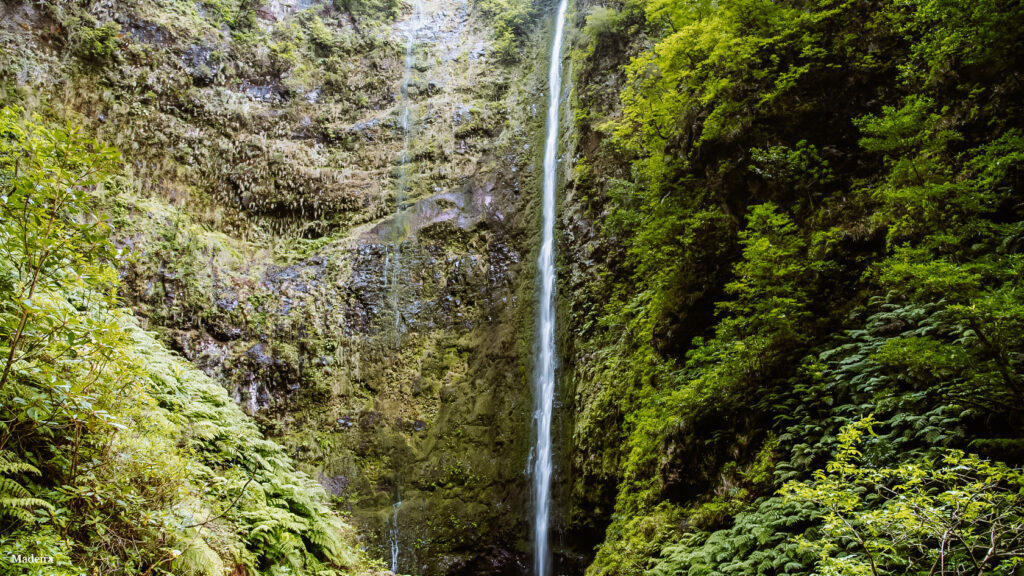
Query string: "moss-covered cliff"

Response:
xmin=0 ymin=108 xmax=380 ymax=575
xmin=2 ymin=0 xmax=558 ymax=572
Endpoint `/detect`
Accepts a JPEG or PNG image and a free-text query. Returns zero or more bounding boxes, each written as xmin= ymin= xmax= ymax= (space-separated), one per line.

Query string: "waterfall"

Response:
xmin=390 ymin=0 xmax=422 ymax=343
xmin=533 ymin=2 xmax=569 ymax=576
xmin=388 ymin=498 xmax=403 ymax=573
xmin=383 ymin=7 xmax=421 ymax=573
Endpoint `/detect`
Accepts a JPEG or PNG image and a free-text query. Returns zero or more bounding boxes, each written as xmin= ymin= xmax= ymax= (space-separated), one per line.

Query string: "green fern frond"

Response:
xmin=0 ymin=450 xmax=50 ymax=524
xmin=0 ymin=497 xmax=53 ymax=523
xmin=306 ymin=516 xmax=350 ymax=564
xmin=0 ymin=496 xmax=54 ymax=512
xmin=0 ymin=450 xmax=41 ymax=476
xmin=0 ymin=506 xmax=34 ymax=523
xmin=172 ymin=536 xmax=226 ymax=576
xmin=0 ymin=477 xmax=32 ymax=499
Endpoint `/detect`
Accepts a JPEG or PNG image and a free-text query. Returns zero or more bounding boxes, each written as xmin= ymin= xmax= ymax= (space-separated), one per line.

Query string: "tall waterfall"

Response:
xmin=533 ymin=2 xmax=569 ymax=576
xmin=390 ymin=0 xmax=422 ymax=345
xmin=385 ymin=5 xmax=421 ymax=573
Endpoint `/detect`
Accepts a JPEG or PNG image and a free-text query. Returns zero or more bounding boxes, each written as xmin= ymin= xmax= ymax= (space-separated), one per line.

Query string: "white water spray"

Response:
xmin=533 ymin=2 xmax=568 ymax=575
xmin=388 ymin=498 xmax=402 ymax=573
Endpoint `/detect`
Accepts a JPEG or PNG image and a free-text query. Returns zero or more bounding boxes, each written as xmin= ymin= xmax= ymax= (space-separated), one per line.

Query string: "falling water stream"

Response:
xmin=389 ymin=0 xmax=423 ymax=346
xmin=386 ymin=2 xmax=423 ymax=571
xmin=533 ymin=2 xmax=569 ymax=576
xmin=388 ymin=497 xmax=403 ymax=572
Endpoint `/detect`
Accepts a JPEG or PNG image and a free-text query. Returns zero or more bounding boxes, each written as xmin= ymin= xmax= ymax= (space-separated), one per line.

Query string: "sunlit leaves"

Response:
xmin=885 ymin=0 xmax=1024 ymax=86
xmin=783 ymin=418 xmax=1024 ymax=576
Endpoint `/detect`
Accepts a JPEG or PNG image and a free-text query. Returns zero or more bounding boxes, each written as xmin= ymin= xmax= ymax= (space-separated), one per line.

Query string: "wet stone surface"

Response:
xmin=0 ymin=0 xmax=552 ymax=572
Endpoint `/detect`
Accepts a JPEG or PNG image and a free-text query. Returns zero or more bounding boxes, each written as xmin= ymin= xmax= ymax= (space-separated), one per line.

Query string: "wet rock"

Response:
xmin=172 ymin=330 xmax=229 ymax=379
xmin=246 ymin=342 xmax=274 ymax=366
xmin=215 ymin=296 xmax=239 ymax=312
xmin=183 ymin=44 xmax=222 ymax=86
xmin=257 ymin=0 xmax=299 ymax=22
xmin=469 ymin=41 xmax=487 ymax=60
xmin=349 ymin=117 xmax=382 ymax=141
xmin=123 ymin=18 xmax=170 ymax=44
xmin=454 ymin=104 xmax=472 ymax=125
xmin=359 ymin=411 xmax=382 ymax=429
xmin=345 ymin=243 xmax=388 ymax=334
xmin=318 ymin=472 xmax=349 ymax=496
xmin=242 ymin=82 xmax=283 ymax=103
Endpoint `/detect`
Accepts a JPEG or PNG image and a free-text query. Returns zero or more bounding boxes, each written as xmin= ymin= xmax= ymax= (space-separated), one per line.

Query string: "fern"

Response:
xmin=0 ymin=450 xmax=53 ymax=524
xmin=172 ymin=534 xmax=226 ymax=576
xmin=0 ymin=451 xmax=41 ymax=476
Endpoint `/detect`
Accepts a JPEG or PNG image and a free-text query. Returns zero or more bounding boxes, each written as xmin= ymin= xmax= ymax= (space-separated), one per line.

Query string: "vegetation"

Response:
xmin=476 ymin=0 xmax=542 ymax=62
xmin=0 ymin=109 xmax=372 ymax=575
xmin=566 ymin=0 xmax=1024 ymax=573
xmin=783 ymin=417 xmax=1024 ymax=576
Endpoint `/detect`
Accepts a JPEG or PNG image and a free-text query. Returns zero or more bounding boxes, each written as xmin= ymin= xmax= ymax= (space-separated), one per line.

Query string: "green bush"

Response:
xmin=783 ymin=417 xmax=1024 ymax=576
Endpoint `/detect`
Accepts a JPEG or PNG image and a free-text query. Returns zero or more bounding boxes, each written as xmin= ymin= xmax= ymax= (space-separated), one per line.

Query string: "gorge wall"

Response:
xmin=2 ymin=0 xmax=573 ymax=573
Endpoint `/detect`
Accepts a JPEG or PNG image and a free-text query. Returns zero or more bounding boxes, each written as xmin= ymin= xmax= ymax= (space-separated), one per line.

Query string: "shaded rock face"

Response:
xmin=183 ymin=44 xmax=222 ymax=86
xmin=1 ymin=0 xmax=553 ymax=573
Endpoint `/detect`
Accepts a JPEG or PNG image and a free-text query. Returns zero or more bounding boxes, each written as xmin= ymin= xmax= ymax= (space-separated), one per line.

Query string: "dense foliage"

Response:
xmin=0 ymin=108 xmax=372 ymax=575
xmin=565 ymin=0 xmax=1024 ymax=573
xmin=476 ymin=0 xmax=543 ymax=61
xmin=782 ymin=417 xmax=1024 ymax=576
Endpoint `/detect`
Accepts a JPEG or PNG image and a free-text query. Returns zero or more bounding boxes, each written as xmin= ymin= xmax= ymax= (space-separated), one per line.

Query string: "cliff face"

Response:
xmin=1 ymin=0 xmax=556 ymax=573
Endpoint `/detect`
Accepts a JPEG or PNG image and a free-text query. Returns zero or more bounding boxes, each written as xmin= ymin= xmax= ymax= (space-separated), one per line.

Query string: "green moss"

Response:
xmin=69 ymin=20 xmax=121 ymax=69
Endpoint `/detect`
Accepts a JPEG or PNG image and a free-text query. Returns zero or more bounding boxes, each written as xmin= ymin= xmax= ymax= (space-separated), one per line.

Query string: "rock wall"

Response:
xmin=1 ymin=0 xmax=559 ymax=573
